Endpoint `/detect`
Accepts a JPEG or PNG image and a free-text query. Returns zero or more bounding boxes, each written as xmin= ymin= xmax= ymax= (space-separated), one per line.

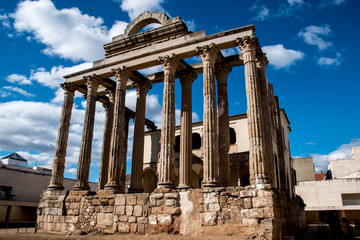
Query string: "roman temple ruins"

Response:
xmin=36 ymin=11 xmax=305 ymax=239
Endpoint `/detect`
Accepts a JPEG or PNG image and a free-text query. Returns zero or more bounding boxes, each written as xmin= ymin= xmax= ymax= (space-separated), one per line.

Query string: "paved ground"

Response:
xmin=1 ymin=225 xmax=360 ymax=240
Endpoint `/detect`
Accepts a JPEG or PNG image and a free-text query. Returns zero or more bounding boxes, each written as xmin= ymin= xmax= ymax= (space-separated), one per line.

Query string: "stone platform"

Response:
xmin=37 ymin=186 xmax=305 ymax=239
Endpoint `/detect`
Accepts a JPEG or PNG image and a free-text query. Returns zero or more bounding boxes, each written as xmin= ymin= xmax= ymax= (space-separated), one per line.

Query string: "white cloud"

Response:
xmin=11 ymin=0 xmax=128 ymax=62
xmin=2 ymin=86 xmax=35 ymax=97
xmin=0 ymin=14 xmax=10 ymax=28
xmin=6 ymin=74 xmax=32 ymax=85
xmin=185 ymin=20 xmax=196 ymax=32
xmin=305 ymin=142 xmax=316 ymax=145
xmin=288 ymin=0 xmax=304 ymax=6
xmin=220 ymin=47 xmax=240 ymax=57
xmin=298 ymin=24 xmax=333 ymax=51
xmin=311 ymin=139 xmax=360 ymax=172
xmin=251 ymin=4 xmax=270 ymax=21
xmin=318 ymin=52 xmax=342 ymax=66
xmin=66 ymin=168 xmax=77 ymax=174
xmin=262 ymin=44 xmax=305 ymax=69
xmin=319 ymin=0 xmax=346 ymax=8
xmin=118 ymin=0 xmax=165 ymax=20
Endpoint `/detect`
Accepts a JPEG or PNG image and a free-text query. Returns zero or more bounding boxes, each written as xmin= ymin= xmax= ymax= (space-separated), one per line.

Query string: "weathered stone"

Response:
xmin=133 ymin=205 xmax=143 ymax=217
xmin=127 ymin=195 xmax=137 ymax=205
xmin=240 ymin=189 xmax=257 ymax=198
xmin=92 ymin=199 xmax=100 ymax=206
xmin=149 ymin=215 xmax=157 ymax=225
xmin=138 ymin=223 xmax=145 ymax=234
xmin=157 ymin=214 xmax=172 ymax=226
xmin=241 ymin=209 xmax=264 ymax=219
xmin=115 ymin=206 xmax=125 ymax=215
xmin=242 ymin=218 xmax=259 ymax=227
xmin=252 ymin=197 xmax=274 ymax=208
xmin=126 ymin=205 xmax=133 ymax=216
xmin=119 ymin=215 xmax=128 ymax=222
xmin=166 ymin=198 xmax=175 ymax=206
xmin=137 ymin=195 xmax=149 ymax=205
xmin=97 ymin=213 xmax=113 ymax=226
xmin=127 ymin=216 xmax=136 ymax=223
xmin=118 ymin=222 xmax=130 ymax=233
xmin=130 ymin=223 xmax=137 ymax=233
xmin=164 ymin=193 xmax=178 ymax=199
xmin=137 ymin=217 xmax=148 ymax=224
xmin=115 ymin=195 xmax=126 ymax=206
xmin=164 ymin=206 xmax=181 ymax=215
xmin=65 ymin=216 xmax=78 ymax=224
xmin=201 ymin=212 xmax=217 ymax=226
xmin=151 ymin=206 xmax=163 ymax=214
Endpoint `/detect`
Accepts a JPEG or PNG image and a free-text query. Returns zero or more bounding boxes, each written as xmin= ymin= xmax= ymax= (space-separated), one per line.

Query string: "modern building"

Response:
xmin=294 ymin=147 xmax=360 ymax=223
xmin=0 ymin=154 xmax=97 ymax=227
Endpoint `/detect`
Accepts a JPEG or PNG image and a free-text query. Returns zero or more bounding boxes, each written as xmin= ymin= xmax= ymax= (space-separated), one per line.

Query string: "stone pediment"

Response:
xmin=103 ymin=11 xmax=189 ymax=58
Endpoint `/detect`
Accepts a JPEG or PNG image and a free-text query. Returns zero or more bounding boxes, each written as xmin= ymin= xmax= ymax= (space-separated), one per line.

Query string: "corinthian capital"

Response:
xmin=196 ymin=43 xmax=219 ymax=67
xmin=84 ymin=74 xmax=102 ymax=96
xmin=179 ymin=70 xmax=197 ymax=87
xmin=61 ymin=82 xmax=77 ymax=93
xmin=256 ymin=53 xmax=269 ymax=69
xmin=111 ymin=66 xmax=132 ymax=81
xmin=133 ymin=82 xmax=152 ymax=97
xmin=236 ymin=35 xmax=259 ymax=52
xmin=158 ymin=53 xmax=179 ymax=75
xmin=215 ymin=62 xmax=232 ymax=84
xmin=106 ymin=89 xmax=115 ymax=103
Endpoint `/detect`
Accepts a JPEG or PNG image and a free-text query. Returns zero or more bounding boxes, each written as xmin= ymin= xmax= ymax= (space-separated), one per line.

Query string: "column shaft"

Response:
xmin=48 ymin=82 xmax=76 ymax=189
xmin=197 ymin=44 xmax=219 ymax=187
xmin=216 ymin=63 xmax=232 ymax=187
xmin=98 ymin=91 xmax=114 ymax=190
xmin=237 ymin=36 xmax=268 ymax=186
xmin=178 ymin=71 xmax=196 ymax=189
xmin=105 ymin=67 xmax=130 ymax=192
xmin=74 ymin=76 xmax=101 ymax=190
xmin=119 ymin=115 xmax=130 ymax=193
xmin=129 ymin=83 xmax=152 ymax=193
xmin=158 ymin=54 xmax=178 ymax=188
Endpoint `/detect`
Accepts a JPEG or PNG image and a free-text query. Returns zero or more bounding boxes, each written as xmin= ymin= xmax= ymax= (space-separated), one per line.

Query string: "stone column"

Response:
xmin=216 ymin=62 xmax=232 ymax=187
xmin=257 ymin=54 xmax=275 ymax=187
xmin=237 ymin=36 xmax=269 ymax=186
xmin=120 ymin=114 xmax=130 ymax=193
xmin=157 ymin=54 xmax=178 ymax=188
xmin=178 ymin=71 xmax=197 ymax=189
xmin=105 ymin=67 xmax=131 ymax=192
xmin=196 ymin=44 xmax=219 ymax=187
xmin=98 ymin=90 xmax=115 ymax=190
xmin=129 ymin=82 xmax=152 ymax=193
xmin=74 ymin=75 xmax=102 ymax=190
xmin=48 ymin=82 xmax=76 ymax=190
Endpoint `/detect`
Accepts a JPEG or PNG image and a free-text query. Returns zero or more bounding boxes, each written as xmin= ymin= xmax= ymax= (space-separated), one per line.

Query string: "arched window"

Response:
xmin=229 ymin=128 xmax=236 ymax=144
xmin=192 ymin=133 xmax=201 ymax=149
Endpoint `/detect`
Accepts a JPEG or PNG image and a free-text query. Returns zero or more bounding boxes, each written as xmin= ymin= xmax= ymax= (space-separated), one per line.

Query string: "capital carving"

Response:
xmin=133 ymin=82 xmax=152 ymax=97
xmin=61 ymin=82 xmax=76 ymax=93
xmin=111 ymin=66 xmax=132 ymax=81
xmin=179 ymin=71 xmax=197 ymax=87
xmin=196 ymin=43 xmax=219 ymax=67
xmin=256 ymin=53 xmax=268 ymax=69
xmin=215 ymin=62 xmax=232 ymax=84
xmin=84 ymin=74 xmax=102 ymax=96
xmin=106 ymin=89 xmax=115 ymax=103
xmin=158 ymin=54 xmax=179 ymax=75
xmin=236 ymin=35 xmax=259 ymax=52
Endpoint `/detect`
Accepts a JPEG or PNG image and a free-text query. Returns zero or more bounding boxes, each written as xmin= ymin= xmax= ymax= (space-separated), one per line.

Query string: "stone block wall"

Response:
xmin=37 ymin=186 xmax=305 ymax=239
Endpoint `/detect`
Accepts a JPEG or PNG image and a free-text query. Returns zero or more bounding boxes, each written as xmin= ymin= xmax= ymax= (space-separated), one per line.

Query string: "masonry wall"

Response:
xmin=37 ymin=187 xmax=305 ymax=239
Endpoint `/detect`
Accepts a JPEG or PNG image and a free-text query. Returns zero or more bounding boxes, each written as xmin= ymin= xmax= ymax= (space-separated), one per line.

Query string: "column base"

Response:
xmin=177 ymin=183 xmax=192 ymax=189
xmin=128 ymin=185 xmax=144 ymax=193
xmin=73 ymin=184 xmax=90 ymax=191
xmin=202 ymin=180 xmax=218 ymax=187
xmin=104 ymin=183 xmax=120 ymax=192
xmin=47 ymin=183 xmax=64 ymax=190
xmin=157 ymin=182 xmax=174 ymax=189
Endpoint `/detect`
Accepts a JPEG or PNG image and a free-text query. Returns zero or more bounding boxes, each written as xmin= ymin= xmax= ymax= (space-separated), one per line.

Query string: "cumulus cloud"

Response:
xmin=2 ymin=86 xmax=35 ymax=97
xmin=298 ymin=24 xmax=333 ymax=51
xmin=318 ymin=52 xmax=342 ymax=66
xmin=117 ymin=0 xmax=165 ymax=20
xmin=319 ymin=0 xmax=346 ymax=8
xmin=288 ymin=0 xmax=305 ymax=6
xmin=11 ymin=0 xmax=127 ymax=62
xmin=262 ymin=44 xmax=305 ymax=69
xmin=311 ymin=139 xmax=360 ymax=172
xmin=0 ymin=14 xmax=11 ymax=28
xmin=251 ymin=4 xmax=270 ymax=21
xmin=6 ymin=74 xmax=32 ymax=85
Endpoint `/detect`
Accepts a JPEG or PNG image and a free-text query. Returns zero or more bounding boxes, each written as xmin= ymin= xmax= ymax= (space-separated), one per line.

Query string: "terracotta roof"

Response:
xmin=315 ymin=173 xmax=326 ymax=181
xmin=1 ymin=152 xmax=27 ymax=162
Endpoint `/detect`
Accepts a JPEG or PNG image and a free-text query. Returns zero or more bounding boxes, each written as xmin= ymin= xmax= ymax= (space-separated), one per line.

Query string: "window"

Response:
xmin=229 ymin=128 xmax=236 ymax=145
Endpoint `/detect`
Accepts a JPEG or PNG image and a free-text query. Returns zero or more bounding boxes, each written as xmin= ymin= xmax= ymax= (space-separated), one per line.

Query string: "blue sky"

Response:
xmin=0 ymin=0 xmax=359 ymax=183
